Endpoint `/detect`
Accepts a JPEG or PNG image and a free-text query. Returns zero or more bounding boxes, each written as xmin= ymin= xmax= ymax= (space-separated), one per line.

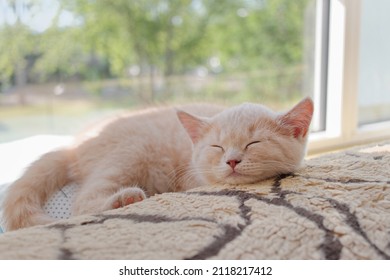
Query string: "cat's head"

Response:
xmin=177 ymin=98 xmax=314 ymax=185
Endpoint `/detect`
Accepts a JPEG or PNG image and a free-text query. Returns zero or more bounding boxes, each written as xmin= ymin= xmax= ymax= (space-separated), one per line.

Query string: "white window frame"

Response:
xmin=308 ymin=0 xmax=390 ymax=155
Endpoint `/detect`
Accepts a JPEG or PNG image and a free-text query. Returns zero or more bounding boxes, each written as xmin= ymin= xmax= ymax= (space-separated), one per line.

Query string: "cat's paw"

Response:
xmin=104 ymin=187 xmax=146 ymax=210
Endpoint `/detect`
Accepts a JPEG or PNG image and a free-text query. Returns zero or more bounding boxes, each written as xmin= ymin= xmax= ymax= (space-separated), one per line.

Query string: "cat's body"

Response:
xmin=2 ymin=98 xmax=313 ymax=231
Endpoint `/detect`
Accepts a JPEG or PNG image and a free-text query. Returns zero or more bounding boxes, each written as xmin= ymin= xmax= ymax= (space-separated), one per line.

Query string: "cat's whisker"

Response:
xmin=167 ymin=165 xmax=216 ymax=190
xmin=167 ymin=164 xmax=193 ymax=192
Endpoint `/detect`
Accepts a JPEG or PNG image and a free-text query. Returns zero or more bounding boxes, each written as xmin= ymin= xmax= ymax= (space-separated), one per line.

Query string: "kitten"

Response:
xmin=2 ymin=98 xmax=313 ymax=230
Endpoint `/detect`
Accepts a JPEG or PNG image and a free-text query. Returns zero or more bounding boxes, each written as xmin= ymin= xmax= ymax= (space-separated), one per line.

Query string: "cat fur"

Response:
xmin=2 ymin=98 xmax=313 ymax=230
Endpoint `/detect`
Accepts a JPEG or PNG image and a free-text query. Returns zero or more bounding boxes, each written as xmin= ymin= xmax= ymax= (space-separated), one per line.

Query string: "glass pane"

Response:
xmin=358 ymin=0 xmax=390 ymax=125
xmin=303 ymin=0 xmax=328 ymax=132
xmin=0 ymin=0 xmax=318 ymax=143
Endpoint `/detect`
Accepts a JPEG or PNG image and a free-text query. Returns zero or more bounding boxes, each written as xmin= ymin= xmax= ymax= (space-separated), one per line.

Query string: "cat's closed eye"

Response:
xmin=245 ymin=141 xmax=261 ymax=150
xmin=211 ymin=145 xmax=224 ymax=152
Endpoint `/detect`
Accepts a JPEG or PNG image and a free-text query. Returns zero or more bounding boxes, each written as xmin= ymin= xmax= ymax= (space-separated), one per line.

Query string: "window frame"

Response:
xmin=308 ymin=0 xmax=390 ymax=155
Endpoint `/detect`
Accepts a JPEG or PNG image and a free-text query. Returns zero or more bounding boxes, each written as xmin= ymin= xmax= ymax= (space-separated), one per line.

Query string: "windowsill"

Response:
xmin=0 ymin=135 xmax=73 ymax=186
xmin=308 ymin=119 xmax=390 ymax=155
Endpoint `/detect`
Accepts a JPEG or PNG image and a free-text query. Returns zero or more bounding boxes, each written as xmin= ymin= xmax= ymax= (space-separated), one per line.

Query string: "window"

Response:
xmin=358 ymin=0 xmax=390 ymax=125
xmin=303 ymin=0 xmax=329 ymax=132
xmin=0 ymin=0 xmax=315 ymax=144
xmin=308 ymin=0 xmax=390 ymax=155
xmin=0 ymin=0 xmax=389 ymax=154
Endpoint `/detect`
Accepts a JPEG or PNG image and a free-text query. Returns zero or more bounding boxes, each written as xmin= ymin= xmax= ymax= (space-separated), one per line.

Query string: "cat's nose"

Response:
xmin=226 ymin=159 xmax=241 ymax=169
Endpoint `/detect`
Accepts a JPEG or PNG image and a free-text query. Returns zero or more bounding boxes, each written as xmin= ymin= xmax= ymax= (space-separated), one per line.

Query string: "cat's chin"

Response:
xmin=220 ymin=173 xmax=260 ymax=185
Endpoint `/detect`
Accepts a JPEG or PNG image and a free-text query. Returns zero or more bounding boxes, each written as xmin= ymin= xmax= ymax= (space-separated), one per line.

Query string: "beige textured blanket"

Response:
xmin=0 ymin=142 xmax=389 ymax=259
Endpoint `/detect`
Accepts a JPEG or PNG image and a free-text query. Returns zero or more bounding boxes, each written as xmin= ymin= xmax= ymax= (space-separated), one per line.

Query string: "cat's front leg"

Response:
xmin=72 ymin=178 xmax=147 ymax=215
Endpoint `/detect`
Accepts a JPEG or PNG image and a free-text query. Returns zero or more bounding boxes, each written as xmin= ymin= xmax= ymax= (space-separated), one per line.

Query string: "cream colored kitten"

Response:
xmin=2 ymin=98 xmax=313 ymax=230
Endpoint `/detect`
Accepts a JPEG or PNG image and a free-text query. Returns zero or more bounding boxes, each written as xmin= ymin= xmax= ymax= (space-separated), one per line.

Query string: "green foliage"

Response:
xmin=0 ymin=0 xmax=311 ymax=95
xmin=0 ymin=24 xmax=33 ymax=82
xmin=33 ymin=28 xmax=84 ymax=81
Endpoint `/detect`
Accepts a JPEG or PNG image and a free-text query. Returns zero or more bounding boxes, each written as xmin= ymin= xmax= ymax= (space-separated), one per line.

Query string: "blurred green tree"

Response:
xmin=0 ymin=0 xmax=37 ymax=104
xmin=0 ymin=0 xmax=310 ymax=104
xmin=0 ymin=0 xmax=85 ymax=102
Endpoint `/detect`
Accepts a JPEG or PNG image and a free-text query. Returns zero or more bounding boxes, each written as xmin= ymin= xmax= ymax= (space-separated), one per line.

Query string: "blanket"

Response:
xmin=0 ymin=141 xmax=389 ymax=259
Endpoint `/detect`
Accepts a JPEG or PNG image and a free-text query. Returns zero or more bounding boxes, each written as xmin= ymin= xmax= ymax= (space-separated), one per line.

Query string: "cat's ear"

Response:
xmin=176 ymin=110 xmax=209 ymax=143
xmin=277 ymin=97 xmax=314 ymax=138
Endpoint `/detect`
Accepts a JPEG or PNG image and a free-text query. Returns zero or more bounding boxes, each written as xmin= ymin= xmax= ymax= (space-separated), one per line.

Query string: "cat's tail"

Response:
xmin=2 ymin=149 xmax=71 ymax=231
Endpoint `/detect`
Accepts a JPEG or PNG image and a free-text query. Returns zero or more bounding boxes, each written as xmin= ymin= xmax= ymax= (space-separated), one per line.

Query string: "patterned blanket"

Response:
xmin=0 ymin=141 xmax=389 ymax=259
